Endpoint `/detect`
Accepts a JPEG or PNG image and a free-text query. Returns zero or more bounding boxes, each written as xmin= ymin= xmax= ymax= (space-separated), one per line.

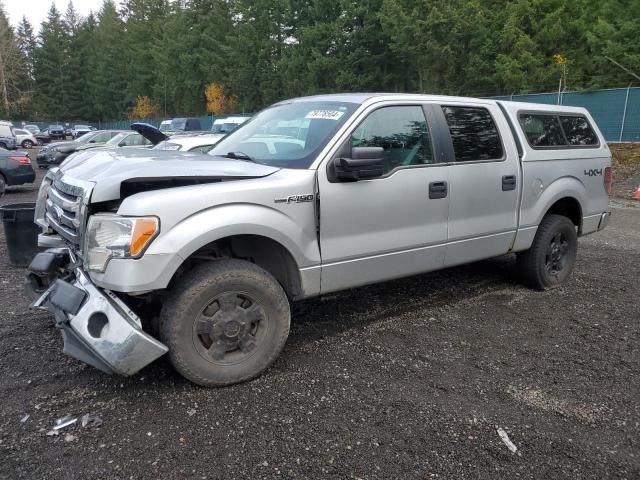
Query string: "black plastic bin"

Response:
xmin=1 ymin=203 xmax=42 ymax=267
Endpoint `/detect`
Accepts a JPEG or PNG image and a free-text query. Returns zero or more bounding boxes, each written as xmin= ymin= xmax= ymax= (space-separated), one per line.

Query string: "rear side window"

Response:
xmin=441 ymin=106 xmax=503 ymax=162
xmin=519 ymin=114 xmax=565 ymax=147
xmin=559 ymin=116 xmax=599 ymax=145
xmin=518 ymin=113 xmax=598 ymax=148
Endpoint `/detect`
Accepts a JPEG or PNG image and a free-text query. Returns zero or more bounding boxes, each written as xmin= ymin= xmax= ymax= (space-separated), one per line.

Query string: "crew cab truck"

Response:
xmin=27 ymin=94 xmax=611 ymax=386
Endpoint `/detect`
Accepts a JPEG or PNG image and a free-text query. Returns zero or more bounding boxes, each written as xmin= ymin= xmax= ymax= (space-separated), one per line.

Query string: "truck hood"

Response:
xmin=59 ymin=148 xmax=280 ymax=203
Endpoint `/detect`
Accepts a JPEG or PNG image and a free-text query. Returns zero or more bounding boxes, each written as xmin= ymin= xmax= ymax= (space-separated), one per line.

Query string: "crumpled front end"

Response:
xmin=28 ymin=249 xmax=168 ymax=375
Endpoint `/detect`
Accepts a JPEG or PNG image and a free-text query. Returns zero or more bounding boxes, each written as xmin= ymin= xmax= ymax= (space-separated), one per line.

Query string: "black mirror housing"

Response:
xmin=331 ymin=146 xmax=384 ymax=182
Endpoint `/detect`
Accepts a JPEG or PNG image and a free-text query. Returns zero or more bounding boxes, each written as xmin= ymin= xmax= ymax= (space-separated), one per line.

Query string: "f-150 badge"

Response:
xmin=275 ymin=194 xmax=315 ymax=204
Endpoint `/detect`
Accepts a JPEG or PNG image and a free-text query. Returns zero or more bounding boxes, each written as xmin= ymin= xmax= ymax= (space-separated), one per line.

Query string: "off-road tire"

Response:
xmin=159 ymin=259 xmax=290 ymax=387
xmin=517 ymin=214 xmax=578 ymax=290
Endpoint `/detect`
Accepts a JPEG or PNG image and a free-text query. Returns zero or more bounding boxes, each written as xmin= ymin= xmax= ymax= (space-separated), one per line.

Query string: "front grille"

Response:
xmin=42 ymin=171 xmax=93 ymax=247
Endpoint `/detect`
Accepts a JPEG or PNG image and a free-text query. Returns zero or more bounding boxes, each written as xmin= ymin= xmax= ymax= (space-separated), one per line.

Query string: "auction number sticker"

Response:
xmin=305 ymin=110 xmax=345 ymax=120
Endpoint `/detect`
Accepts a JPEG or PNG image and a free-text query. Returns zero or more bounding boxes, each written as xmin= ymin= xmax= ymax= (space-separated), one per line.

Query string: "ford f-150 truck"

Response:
xmin=27 ymin=93 xmax=611 ymax=386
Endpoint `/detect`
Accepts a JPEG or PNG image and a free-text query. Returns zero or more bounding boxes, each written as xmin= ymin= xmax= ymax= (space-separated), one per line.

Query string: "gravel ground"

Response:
xmin=0 ymin=165 xmax=638 ymax=479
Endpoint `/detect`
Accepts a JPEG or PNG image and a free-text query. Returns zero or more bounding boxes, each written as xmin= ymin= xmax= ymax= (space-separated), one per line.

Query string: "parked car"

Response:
xmin=169 ymin=117 xmax=202 ymax=132
xmin=211 ymin=115 xmax=251 ymax=134
xmin=34 ymin=129 xmax=52 ymax=145
xmin=85 ymin=131 xmax=152 ymax=150
xmin=72 ymin=125 xmax=93 ymax=139
xmin=153 ymin=133 xmax=224 ymax=153
xmin=48 ymin=125 xmax=65 ymax=140
xmin=24 ymin=124 xmax=41 ymax=135
xmin=131 ymin=122 xmax=224 ymax=152
xmin=0 ymin=120 xmax=17 ymax=150
xmin=0 ymin=148 xmax=35 ymax=195
xmin=159 ymin=120 xmax=172 ymax=133
xmin=36 ymin=130 xmax=122 ymax=168
xmin=13 ymin=128 xmax=38 ymax=148
xmin=29 ymin=93 xmax=611 ymax=387
xmin=64 ymin=126 xmax=73 ymax=138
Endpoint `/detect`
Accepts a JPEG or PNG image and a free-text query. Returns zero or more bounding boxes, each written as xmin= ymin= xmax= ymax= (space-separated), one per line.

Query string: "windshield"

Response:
xmin=208 ymin=101 xmax=357 ymax=168
xmin=74 ymin=125 xmax=90 ymax=129
xmin=50 ymin=125 xmax=63 ymax=130
xmin=171 ymin=118 xmax=187 ymax=130
xmin=76 ymin=131 xmax=101 ymax=143
xmin=159 ymin=122 xmax=172 ymax=132
xmin=107 ymin=133 xmax=127 ymax=145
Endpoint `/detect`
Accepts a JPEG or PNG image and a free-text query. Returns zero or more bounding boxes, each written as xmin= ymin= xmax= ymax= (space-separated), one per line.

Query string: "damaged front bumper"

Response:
xmin=28 ymin=249 xmax=168 ymax=376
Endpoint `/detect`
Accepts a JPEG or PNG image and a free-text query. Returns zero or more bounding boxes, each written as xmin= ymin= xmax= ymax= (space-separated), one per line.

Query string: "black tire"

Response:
xmin=0 ymin=175 xmax=5 ymax=196
xmin=517 ymin=214 xmax=578 ymax=290
xmin=160 ymin=259 xmax=291 ymax=387
xmin=0 ymin=142 xmax=6 ymax=150
xmin=22 ymin=140 xmax=33 ymax=148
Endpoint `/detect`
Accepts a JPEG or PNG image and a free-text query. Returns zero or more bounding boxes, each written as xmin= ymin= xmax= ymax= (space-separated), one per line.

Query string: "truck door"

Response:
xmin=437 ymin=103 xmax=521 ymax=266
xmin=317 ymin=103 xmax=450 ymax=294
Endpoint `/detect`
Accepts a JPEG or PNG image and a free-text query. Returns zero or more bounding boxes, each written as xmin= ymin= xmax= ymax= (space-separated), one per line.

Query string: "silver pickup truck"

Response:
xmin=28 ymin=94 xmax=611 ymax=386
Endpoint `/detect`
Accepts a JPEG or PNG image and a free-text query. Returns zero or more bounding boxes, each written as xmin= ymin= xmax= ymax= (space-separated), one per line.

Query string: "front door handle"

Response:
xmin=429 ymin=181 xmax=448 ymax=199
xmin=502 ymin=175 xmax=517 ymax=191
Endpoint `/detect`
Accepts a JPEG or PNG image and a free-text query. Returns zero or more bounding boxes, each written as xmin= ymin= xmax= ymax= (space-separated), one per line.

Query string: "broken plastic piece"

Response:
xmin=21 ymin=414 xmax=30 ymax=423
xmin=497 ymin=427 xmax=521 ymax=456
xmin=81 ymin=414 xmax=103 ymax=428
xmin=53 ymin=416 xmax=78 ymax=430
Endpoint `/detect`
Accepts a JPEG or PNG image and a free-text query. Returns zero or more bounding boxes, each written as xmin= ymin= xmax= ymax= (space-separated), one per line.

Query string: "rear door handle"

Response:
xmin=429 ymin=181 xmax=448 ymax=199
xmin=502 ymin=175 xmax=517 ymax=191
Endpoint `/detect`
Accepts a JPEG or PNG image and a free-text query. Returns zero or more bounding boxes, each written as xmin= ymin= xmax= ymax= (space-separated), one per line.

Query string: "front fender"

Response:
xmin=147 ymin=203 xmax=320 ymax=269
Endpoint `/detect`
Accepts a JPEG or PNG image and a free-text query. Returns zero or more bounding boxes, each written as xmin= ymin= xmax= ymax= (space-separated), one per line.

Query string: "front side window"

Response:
xmin=153 ymin=141 xmax=181 ymax=151
xmin=350 ymin=105 xmax=433 ymax=174
xmin=442 ymin=106 xmax=503 ymax=162
xmin=208 ymin=101 xmax=358 ymax=169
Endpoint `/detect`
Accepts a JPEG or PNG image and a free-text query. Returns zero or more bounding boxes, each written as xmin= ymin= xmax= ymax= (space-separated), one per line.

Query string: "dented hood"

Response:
xmin=60 ymin=148 xmax=279 ymax=203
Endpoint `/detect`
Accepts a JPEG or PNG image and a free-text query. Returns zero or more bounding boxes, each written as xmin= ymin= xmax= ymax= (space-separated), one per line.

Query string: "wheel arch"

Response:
xmin=172 ymin=234 xmax=304 ymax=300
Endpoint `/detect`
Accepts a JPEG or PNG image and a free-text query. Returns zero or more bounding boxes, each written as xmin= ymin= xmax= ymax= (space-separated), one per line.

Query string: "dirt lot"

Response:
xmin=0 ymin=159 xmax=639 ymax=479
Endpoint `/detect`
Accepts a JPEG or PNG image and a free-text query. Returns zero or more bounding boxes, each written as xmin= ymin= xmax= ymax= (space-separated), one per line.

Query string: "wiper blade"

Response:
xmin=220 ymin=151 xmax=261 ymax=164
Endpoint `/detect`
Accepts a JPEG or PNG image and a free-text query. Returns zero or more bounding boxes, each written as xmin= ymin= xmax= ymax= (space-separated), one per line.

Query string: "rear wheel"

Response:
xmin=517 ymin=214 xmax=578 ymax=290
xmin=160 ymin=259 xmax=290 ymax=387
xmin=21 ymin=140 xmax=33 ymax=148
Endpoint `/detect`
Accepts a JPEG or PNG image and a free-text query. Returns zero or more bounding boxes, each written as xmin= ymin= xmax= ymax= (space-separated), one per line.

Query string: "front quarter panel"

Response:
xmin=97 ymin=169 xmax=320 ymax=292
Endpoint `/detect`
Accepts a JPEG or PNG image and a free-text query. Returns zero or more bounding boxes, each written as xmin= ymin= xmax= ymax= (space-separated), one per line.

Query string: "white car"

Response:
xmin=13 ymin=128 xmax=38 ymax=148
xmin=153 ymin=133 xmax=225 ymax=153
xmin=211 ymin=116 xmax=251 ymax=133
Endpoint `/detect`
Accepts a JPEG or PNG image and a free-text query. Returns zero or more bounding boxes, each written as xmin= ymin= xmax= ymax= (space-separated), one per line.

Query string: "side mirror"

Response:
xmin=331 ymin=146 xmax=385 ymax=182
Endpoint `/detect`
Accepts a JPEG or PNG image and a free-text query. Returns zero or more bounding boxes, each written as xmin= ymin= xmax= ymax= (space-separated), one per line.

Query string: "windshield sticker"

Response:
xmin=305 ymin=110 xmax=345 ymax=121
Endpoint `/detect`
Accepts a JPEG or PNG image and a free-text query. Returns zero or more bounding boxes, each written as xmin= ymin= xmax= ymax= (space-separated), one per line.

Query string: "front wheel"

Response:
xmin=160 ymin=259 xmax=291 ymax=387
xmin=517 ymin=214 xmax=578 ymax=290
xmin=22 ymin=140 xmax=33 ymax=148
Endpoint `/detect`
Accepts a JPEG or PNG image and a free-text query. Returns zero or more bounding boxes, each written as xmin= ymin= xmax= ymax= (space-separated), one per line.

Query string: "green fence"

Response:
xmin=491 ymin=87 xmax=639 ymax=142
xmin=13 ymin=87 xmax=640 ymax=142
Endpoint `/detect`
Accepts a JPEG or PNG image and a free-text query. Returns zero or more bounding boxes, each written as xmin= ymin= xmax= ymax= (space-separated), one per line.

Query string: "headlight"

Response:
xmin=34 ymin=174 xmax=53 ymax=227
xmin=85 ymin=215 xmax=159 ymax=272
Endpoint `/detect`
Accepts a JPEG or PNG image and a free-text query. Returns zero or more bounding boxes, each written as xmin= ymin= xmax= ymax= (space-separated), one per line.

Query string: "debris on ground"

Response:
xmin=64 ymin=434 xmax=77 ymax=442
xmin=497 ymin=427 xmax=521 ymax=456
xmin=20 ymin=414 xmax=29 ymax=423
xmin=81 ymin=414 xmax=103 ymax=428
xmin=53 ymin=416 xmax=78 ymax=431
